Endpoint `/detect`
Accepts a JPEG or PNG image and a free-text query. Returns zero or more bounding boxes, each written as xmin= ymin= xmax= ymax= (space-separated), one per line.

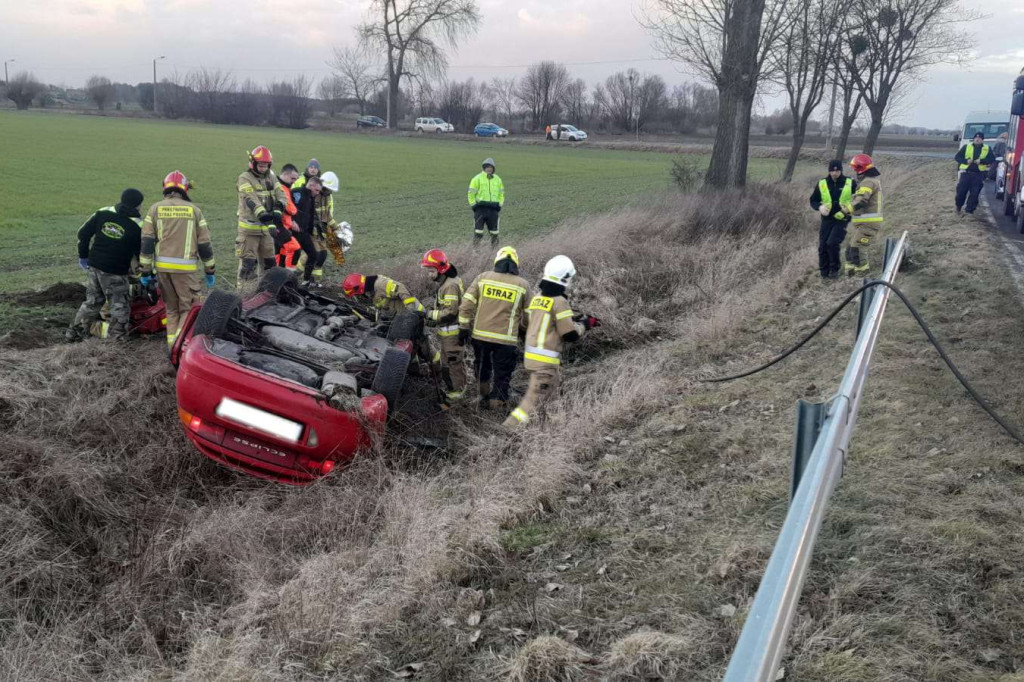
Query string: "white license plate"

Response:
xmin=215 ymin=397 xmax=303 ymax=443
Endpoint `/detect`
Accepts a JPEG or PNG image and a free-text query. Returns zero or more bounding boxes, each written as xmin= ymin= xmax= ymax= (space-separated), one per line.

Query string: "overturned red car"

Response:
xmin=171 ymin=268 xmax=421 ymax=485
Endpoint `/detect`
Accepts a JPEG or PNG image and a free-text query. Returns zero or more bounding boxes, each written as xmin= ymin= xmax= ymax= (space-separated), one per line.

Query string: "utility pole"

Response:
xmin=824 ymin=81 xmax=837 ymax=154
xmin=152 ymin=55 xmax=165 ymax=114
xmin=3 ymin=59 xmax=14 ymax=85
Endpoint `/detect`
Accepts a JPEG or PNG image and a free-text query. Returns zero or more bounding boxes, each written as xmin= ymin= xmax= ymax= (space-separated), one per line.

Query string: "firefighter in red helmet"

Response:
xmin=421 ymin=249 xmax=467 ymax=400
xmin=236 ymin=145 xmax=289 ymax=293
xmin=845 ymin=153 xmax=883 ymax=276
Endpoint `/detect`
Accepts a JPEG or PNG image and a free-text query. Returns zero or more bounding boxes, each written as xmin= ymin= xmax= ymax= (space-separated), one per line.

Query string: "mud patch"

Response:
xmin=0 ymin=325 xmax=61 ymax=350
xmin=8 ymin=282 xmax=86 ymax=306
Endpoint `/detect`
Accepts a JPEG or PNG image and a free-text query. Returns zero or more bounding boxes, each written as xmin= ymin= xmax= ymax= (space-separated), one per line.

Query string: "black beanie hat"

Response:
xmin=120 ymin=188 xmax=144 ymax=209
xmin=828 ymin=159 xmax=843 ymax=171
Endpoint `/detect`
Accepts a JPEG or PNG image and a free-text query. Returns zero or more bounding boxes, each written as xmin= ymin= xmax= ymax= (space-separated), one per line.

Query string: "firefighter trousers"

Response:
xmin=158 ymin=271 xmax=201 ymax=346
xmin=236 ymin=227 xmax=276 ymax=292
xmin=71 ymin=268 xmax=130 ymax=339
xmin=433 ymin=335 xmax=467 ymax=395
xmin=472 ymin=340 xmax=517 ymax=402
xmin=844 ymin=221 xmax=882 ymax=276
xmin=503 ymin=365 xmax=560 ymax=427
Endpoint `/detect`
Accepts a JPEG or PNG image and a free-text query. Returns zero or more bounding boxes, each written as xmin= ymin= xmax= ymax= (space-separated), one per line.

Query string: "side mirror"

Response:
xmin=1012 ymin=92 xmax=1024 ymax=117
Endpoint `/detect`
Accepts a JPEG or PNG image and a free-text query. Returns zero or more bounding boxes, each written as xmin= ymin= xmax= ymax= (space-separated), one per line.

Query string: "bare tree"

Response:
xmin=830 ymin=55 xmax=865 ymax=161
xmin=358 ymin=0 xmax=480 ymax=128
xmin=560 ymin=78 xmax=588 ymax=126
xmin=604 ymin=70 xmax=640 ymax=131
xmin=517 ymin=61 xmax=569 ymax=130
xmin=590 ymin=83 xmax=607 ymax=128
xmin=846 ymin=0 xmax=976 ymax=154
xmin=773 ymin=0 xmax=848 ymax=181
xmin=329 ymin=46 xmax=376 ymax=115
xmin=268 ymin=76 xmax=313 ymax=129
xmin=489 ymin=76 xmax=518 ymax=126
xmin=643 ymin=0 xmax=788 ymax=187
xmin=637 ymin=74 xmax=667 ymax=131
xmin=188 ymin=68 xmax=236 ymax=124
xmin=318 ymin=75 xmax=349 ymax=117
xmin=408 ymin=77 xmax=437 ymax=116
xmin=6 ymin=71 xmax=44 ymax=110
xmin=86 ymin=75 xmax=115 ymax=111
xmin=437 ymin=78 xmax=484 ymax=130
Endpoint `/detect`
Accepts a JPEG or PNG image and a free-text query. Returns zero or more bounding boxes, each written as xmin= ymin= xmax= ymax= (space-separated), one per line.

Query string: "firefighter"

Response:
xmin=291 ymin=158 xmax=321 ymax=190
xmin=65 ymin=188 xmax=145 ymax=341
xmin=421 ymin=248 xmax=467 ymax=401
xmin=503 ymin=256 xmax=599 ymax=427
xmin=810 ymin=160 xmax=857 ymax=280
xmin=458 ymin=246 xmax=529 ymax=410
xmin=468 ymin=157 xmax=505 ymax=246
xmin=844 ymin=154 xmax=883 ymax=277
xmin=236 ymin=145 xmax=289 ymax=293
xmin=341 ymin=272 xmax=424 ymax=316
xmin=275 ymin=163 xmax=302 ymax=269
xmin=140 ymin=171 xmax=215 ymax=347
xmin=954 ymin=132 xmax=993 ymax=216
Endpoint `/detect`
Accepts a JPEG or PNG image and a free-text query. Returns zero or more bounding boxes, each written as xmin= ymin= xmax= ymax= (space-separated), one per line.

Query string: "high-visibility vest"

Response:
xmin=818 ymin=178 xmax=853 ymax=215
xmin=960 ymin=143 xmax=991 ymax=172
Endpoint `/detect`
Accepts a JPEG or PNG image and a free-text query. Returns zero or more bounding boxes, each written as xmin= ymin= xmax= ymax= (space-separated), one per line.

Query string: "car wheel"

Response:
xmin=416 ymin=127 xmax=423 ymax=133
xmin=371 ymin=348 xmax=411 ymax=413
xmin=258 ymin=267 xmax=299 ymax=298
xmin=569 ymin=136 xmax=577 ymax=142
xmin=435 ymin=128 xmax=441 ymax=133
xmin=1004 ymin=187 xmax=1015 ymax=216
xmin=387 ymin=311 xmax=422 ymax=342
xmin=193 ymin=290 xmax=242 ymax=338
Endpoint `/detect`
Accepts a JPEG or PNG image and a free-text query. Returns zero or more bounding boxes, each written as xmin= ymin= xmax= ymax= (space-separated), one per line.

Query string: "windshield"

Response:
xmin=434 ymin=119 xmax=445 ymax=124
xmin=963 ymin=122 xmax=1008 ymax=138
xmin=562 ymin=125 xmax=577 ymax=131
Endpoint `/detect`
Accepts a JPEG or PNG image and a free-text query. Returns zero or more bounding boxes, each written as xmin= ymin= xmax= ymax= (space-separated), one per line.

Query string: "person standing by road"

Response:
xmin=65 ymin=189 xmax=145 ymax=341
xmin=809 ymin=160 xmax=856 ymax=280
xmin=503 ymin=256 xmax=598 ymax=428
xmin=236 ymin=145 xmax=289 ymax=293
xmin=140 ymin=171 xmax=215 ymax=348
xmin=955 ymin=132 xmax=993 ymax=216
xmin=421 ymin=248 xmax=467 ymax=401
xmin=468 ymin=158 xmax=505 ymax=246
xmin=845 ymin=154 xmax=883 ymax=277
xmin=458 ymin=246 xmax=529 ymax=410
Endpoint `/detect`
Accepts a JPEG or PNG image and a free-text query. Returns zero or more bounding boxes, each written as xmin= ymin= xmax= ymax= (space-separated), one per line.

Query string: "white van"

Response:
xmin=956 ymin=110 xmax=1009 ymax=148
xmin=415 ymin=117 xmax=454 ymax=133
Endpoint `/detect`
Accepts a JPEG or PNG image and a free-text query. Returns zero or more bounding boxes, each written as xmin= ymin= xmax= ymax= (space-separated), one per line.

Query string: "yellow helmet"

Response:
xmin=494 ymin=246 xmax=519 ymax=266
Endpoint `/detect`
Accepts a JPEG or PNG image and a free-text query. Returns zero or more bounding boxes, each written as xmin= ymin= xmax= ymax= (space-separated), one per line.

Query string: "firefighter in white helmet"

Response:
xmin=503 ymin=255 xmax=599 ymax=427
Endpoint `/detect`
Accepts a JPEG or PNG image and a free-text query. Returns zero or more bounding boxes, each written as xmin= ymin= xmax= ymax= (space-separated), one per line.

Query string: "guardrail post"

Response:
xmin=791 ymin=400 xmax=827 ymax=502
xmin=856 ymin=278 xmax=876 ymax=337
xmin=882 ymin=237 xmax=898 ymax=271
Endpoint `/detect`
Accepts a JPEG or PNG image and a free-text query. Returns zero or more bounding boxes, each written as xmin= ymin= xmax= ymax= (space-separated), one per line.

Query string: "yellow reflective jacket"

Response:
xmin=427 ymin=276 xmax=465 ymax=337
xmin=237 ymin=169 xmax=289 ymax=230
xmin=468 ymin=172 xmax=505 ymax=207
xmin=523 ymin=294 xmax=585 ymax=369
xmin=459 ymin=271 xmax=529 ymax=345
xmin=851 ymin=176 xmax=882 ymax=224
xmin=140 ymin=196 xmax=215 ymax=274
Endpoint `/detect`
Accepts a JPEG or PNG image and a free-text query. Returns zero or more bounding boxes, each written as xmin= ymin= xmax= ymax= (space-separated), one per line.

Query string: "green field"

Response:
xmin=0 ymin=111 xmax=807 ymax=296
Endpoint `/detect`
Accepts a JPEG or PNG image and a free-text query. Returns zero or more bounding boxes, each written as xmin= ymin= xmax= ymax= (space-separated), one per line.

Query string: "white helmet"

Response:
xmin=542 ymin=255 xmax=576 ymax=286
xmin=321 ymin=171 xmax=340 ymax=193
xmin=335 ymin=221 xmax=354 ymax=252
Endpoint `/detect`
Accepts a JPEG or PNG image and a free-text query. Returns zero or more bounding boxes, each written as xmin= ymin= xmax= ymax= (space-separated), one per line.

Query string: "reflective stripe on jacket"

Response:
xmin=140 ymin=197 xmax=214 ymax=274
xmin=459 ymin=271 xmax=528 ymax=345
xmin=237 ymin=169 xmax=288 ymax=229
xmin=370 ymin=275 xmax=424 ymax=316
xmin=818 ymin=178 xmax=854 ymax=217
xmin=523 ymin=294 xmax=584 ymax=369
xmin=428 ymin=276 xmax=465 ymax=336
xmin=468 ymin=172 xmax=505 ymax=207
xmin=959 ymin=143 xmax=992 ymax=172
xmin=851 ymin=176 xmax=883 ymax=224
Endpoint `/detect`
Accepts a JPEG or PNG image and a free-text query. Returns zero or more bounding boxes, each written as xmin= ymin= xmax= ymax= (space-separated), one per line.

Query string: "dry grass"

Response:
xmin=603 ymin=630 xmax=698 ymax=680
xmin=505 ymin=636 xmax=592 ymax=682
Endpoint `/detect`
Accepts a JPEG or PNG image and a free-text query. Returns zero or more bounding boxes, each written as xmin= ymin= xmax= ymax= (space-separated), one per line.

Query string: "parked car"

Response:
xmin=546 ymin=124 xmax=588 ymax=142
xmin=171 ymin=268 xmax=424 ymax=485
xmin=474 ymin=122 xmax=508 ymax=137
xmin=416 ymin=117 xmax=454 ymax=133
xmin=357 ymin=115 xmax=386 ymax=128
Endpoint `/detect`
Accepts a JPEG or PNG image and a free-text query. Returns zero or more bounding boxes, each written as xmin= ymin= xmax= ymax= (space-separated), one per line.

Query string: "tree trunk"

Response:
xmin=783 ymin=121 xmax=807 ymax=182
xmin=706 ymin=87 xmax=741 ymax=187
xmin=387 ymin=77 xmax=401 ymax=128
xmin=834 ymin=89 xmax=861 ymax=162
xmin=863 ymin=104 xmax=884 ymax=155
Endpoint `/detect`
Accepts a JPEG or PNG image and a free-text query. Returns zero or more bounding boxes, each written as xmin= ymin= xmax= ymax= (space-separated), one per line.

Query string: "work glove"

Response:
xmin=140 ymin=275 xmax=154 ymax=287
xmin=818 ymin=204 xmax=830 ymax=217
xmin=582 ymin=316 xmax=601 ymax=330
xmin=458 ymin=329 xmax=471 ymax=346
xmin=258 ymin=211 xmax=276 ymax=225
xmin=834 ymin=211 xmax=846 ymax=220
xmin=78 ymin=258 xmax=89 ymax=270
xmin=205 ymin=274 xmax=216 ymax=288
xmin=268 ymin=226 xmax=282 ymax=241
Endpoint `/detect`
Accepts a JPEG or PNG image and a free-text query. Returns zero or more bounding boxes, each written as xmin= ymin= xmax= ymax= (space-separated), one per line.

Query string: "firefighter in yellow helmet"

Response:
xmin=458 ymin=246 xmax=529 ymax=409
xmin=140 ymin=171 xmax=215 ymax=347
xmin=503 ymin=255 xmax=598 ymax=427
xmin=844 ymin=153 xmax=883 ymax=276
xmin=236 ymin=145 xmax=289 ymax=293
xmin=421 ymin=248 xmax=467 ymax=401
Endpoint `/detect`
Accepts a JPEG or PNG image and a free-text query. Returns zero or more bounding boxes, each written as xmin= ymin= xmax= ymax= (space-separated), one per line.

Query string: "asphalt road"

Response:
xmin=976 ymin=178 xmax=1024 ymax=297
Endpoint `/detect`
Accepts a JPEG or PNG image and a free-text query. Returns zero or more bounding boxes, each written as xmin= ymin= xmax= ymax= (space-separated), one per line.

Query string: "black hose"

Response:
xmin=701 ymin=280 xmax=1024 ymax=446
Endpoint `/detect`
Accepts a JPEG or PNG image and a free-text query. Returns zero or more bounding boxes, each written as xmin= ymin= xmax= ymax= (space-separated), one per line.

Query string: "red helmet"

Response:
xmin=163 ymin=170 xmax=192 ymax=194
xmin=849 ymin=153 xmax=874 ymax=174
xmin=342 ymin=273 xmax=366 ymax=297
xmin=420 ymin=248 xmax=451 ymax=274
xmin=249 ymin=145 xmax=273 ymax=173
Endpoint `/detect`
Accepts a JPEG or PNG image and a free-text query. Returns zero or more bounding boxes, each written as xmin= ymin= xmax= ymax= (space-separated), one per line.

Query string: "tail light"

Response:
xmin=178 ymin=406 xmax=225 ymax=443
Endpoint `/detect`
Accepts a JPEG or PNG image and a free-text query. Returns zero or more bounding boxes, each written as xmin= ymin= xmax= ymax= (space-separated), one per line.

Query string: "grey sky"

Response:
xmin=1 ymin=0 xmax=1020 ymax=129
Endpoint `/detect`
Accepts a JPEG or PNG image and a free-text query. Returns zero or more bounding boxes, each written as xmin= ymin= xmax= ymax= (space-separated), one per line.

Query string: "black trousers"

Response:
xmin=472 ymin=340 xmax=517 ymax=401
xmin=293 ymin=231 xmax=321 ymax=280
xmin=955 ymin=172 xmax=985 ymax=213
xmin=473 ymin=207 xmax=500 ymax=236
xmin=818 ymin=218 xmax=848 ymax=276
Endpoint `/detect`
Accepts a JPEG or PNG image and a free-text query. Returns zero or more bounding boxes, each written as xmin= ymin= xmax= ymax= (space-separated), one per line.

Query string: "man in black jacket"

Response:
xmin=809 ymin=160 xmax=857 ymax=280
xmin=955 ymin=132 xmax=994 ymax=215
xmin=290 ymin=176 xmax=329 ymax=287
xmin=66 ymin=189 xmax=144 ymax=340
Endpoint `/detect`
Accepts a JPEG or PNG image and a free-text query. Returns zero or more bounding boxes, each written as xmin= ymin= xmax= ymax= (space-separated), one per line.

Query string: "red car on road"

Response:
xmin=171 ymin=269 xmax=421 ymax=485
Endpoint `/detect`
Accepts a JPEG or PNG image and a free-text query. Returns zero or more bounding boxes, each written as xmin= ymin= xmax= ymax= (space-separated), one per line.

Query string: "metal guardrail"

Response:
xmin=722 ymin=231 xmax=909 ymax=682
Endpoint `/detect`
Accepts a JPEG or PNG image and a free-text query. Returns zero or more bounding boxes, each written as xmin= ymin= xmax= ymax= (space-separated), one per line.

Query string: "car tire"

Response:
xmin=387 ymin=311 xmax=422 ymax=342
xmin=371 ymin=348 xmax=411 ymax=412
xmin=258 ymin=267 xmax=299 ymax=298
xmin=435 ymin=128 xmax=441 ymax=134
xmin=569 ymin=136 xmax=577 ymax=142
xmin=193 ymin=290 xmax=242 ymax=338
xmin=1004 ymin=187 xmax=1015 ymax=216
xmin=416 ymin=127 xmax=423 ymax=133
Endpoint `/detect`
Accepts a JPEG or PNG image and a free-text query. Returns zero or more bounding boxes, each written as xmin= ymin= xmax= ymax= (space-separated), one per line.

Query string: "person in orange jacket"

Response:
xmin=275 ymin=163 xmax=301 ymax=269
